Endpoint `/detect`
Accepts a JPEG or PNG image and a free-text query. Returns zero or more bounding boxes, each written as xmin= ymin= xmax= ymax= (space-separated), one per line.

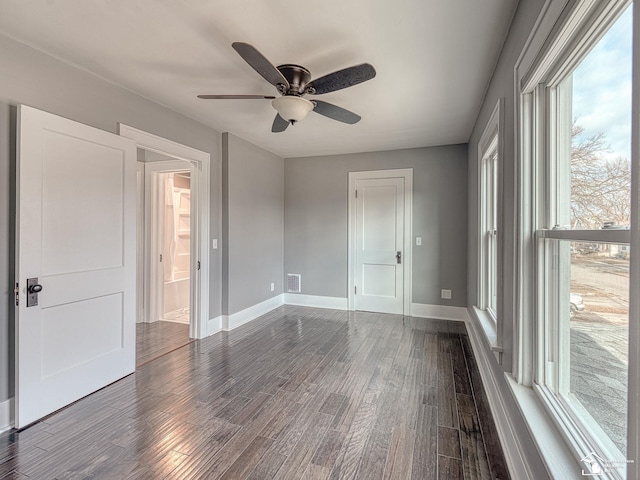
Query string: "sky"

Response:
xmin=572 ymin=5 xmax=633 ymax=162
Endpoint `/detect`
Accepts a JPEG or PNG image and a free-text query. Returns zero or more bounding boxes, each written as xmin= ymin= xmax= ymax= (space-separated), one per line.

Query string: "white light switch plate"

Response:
xmin=416 ymin=236 xmax=422 ymax=246
xmin=212 ymin=238 xmax=218 ymax=249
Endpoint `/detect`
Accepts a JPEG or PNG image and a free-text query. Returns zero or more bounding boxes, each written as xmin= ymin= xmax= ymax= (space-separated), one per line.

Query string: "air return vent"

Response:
xmin=287 ymin=274 xmax=301 ymax=293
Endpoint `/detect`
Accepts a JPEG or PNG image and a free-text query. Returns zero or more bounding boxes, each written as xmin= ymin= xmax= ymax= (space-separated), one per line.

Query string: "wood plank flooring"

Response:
xmin=136 ymin=320 xmax=192 ymax=367
xmin=0 ymin=306 xmax=509 ymax=479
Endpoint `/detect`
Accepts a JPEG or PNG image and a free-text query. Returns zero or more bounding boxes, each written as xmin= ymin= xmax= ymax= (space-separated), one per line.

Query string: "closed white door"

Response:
xmin=354 ymin=177 xmax=405 ymax=314
xmin=15 ymin=105 xmax=137 ymax=428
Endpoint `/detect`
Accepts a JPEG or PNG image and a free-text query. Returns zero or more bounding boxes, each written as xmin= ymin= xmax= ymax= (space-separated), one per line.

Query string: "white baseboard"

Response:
xmin=283 ymin=294 xmax=348 ymax=310
xmin=411 ymin=303 xmax=468 ymax=321
xmin=0 ymin=398 xmax=13 ymax=433
xmin=207 ymin=316 xmax=223 ymax=336
xmin=224 ymin=294 xmax=284 ymax=331
xmin=214 ymin=298 xmax=466 ymax=336
xmin=215 ymin=295 xmax=346 ymax=335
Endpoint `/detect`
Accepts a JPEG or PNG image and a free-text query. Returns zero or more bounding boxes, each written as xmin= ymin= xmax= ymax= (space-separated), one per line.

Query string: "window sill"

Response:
xmin=471 ymin=306 xmax=502 ymax=352
xmin=505 ymin=378 xmax=626 ymax=479
xmin=505 ymin=376 xmax=582 ymax=479
xmin=535 ymin=385 xmax=627 ymax=479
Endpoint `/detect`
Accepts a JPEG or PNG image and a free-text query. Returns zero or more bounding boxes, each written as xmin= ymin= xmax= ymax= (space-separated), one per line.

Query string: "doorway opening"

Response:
xmin=120 ymin=123 xmax=212 ymax=368
xmin=136 ymin=158 xmax=195 ymax=367
xmin=160 ymin=171 xmax=191 ymax=325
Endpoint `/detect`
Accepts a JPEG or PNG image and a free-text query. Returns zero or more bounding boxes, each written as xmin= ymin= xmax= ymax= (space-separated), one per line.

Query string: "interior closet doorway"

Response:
xmin=120 ymin=124 xmax=211 ymax=367
xmin=136 ymin=157 xmax=196 ymax=366
xmin=157 ymin=169 xmax=192 ymax=325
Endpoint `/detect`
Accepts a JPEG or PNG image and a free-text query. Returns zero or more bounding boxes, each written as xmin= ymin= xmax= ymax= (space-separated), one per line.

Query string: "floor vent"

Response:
xmin=287 ymin=274 xmax=301 ymax=293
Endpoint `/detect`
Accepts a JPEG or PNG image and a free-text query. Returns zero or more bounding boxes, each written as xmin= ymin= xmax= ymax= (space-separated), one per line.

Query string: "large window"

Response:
xmin=477 ymin=100 xmax=502 ymax=346
xmin=520 ymin=1 xmax=633 ymax=476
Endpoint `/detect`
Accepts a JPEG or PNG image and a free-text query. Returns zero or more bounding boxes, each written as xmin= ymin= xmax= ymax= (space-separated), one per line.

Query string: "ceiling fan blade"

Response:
xmin=197 ymin=94 xmax=276 ymax=99
xmin=272 ymin=113 xmax=290 ymax=133
xmin=232 ymin=42 xmax=290 ymax=90
xmin=306 ymin=63 xmax=376 ymax=95
xmin=312 ymin=100 xmax=361 ymax=124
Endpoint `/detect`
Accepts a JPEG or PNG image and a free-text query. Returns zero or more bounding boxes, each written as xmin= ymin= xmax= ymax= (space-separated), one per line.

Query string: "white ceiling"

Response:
xmin=0 ymin=0 xmax=517 ymax=158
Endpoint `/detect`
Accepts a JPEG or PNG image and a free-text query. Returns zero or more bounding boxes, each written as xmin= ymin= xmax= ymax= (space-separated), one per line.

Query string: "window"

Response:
xmin=519 ymin=1 xmax=633 ymax=476
xmin=480 ymin=139 xmax=498 ymax=316
xmin=476 ymin=99 xmax=502 ymax=349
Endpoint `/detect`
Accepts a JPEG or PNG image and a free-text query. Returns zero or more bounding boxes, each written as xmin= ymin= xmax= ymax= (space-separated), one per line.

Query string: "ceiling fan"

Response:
xmin=198 ymin=42 xmax=376 ymax=132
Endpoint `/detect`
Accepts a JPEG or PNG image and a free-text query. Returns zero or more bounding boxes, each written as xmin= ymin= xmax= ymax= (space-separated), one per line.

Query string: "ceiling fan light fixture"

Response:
xmin=272 ymin=96 xmax=314 ymax=123
xmin=199 ymin=43 xmax=375 ymax=132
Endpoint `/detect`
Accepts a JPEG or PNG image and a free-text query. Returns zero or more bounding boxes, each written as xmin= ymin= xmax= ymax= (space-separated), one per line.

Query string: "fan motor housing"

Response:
xmin=277 ymin=64 xmax=311 ymax=93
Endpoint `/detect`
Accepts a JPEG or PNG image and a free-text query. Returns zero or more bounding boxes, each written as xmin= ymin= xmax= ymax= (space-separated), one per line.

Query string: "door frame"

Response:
xmin=119 ymin=125 xmax=210 ymax=339
xmin=348 ymin=168 xmax=413 ymax=314
xmin=136 ymin=162 xmax=145 ymax=324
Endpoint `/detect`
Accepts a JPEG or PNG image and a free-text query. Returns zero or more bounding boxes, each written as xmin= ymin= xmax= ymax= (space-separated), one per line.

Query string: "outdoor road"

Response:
xmin=571 ymin=256 xmax=629 ymax=314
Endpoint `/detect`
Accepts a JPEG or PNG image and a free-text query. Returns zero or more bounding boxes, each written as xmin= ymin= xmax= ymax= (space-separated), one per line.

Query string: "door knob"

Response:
xmin=396 ymin=251 xmax=402 ymax=264
xmin=26 ymin=277 xmax=42 ymax=307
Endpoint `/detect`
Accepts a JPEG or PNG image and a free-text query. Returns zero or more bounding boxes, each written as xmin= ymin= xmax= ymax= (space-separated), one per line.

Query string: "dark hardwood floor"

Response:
xmin=136 ymin=320 xmax=193 ymax=368
xmin=0 ymin=306 xmax=509 ymax=479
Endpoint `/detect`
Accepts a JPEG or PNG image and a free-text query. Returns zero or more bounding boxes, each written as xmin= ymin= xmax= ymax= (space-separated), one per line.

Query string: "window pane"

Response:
xmin=568 ymin=6 xmax=632 ymax=230
xmin=568 ymin=241 xmax=629 ymax=455
xmin=553 ymin=6 xmax=632 ymax=459
xmin=483 ymin=146 xmax=498 ymax=314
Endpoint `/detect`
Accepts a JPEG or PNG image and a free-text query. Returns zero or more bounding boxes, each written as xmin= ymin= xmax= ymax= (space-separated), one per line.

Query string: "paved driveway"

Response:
xmin=570 ymin=254 xmax=629 ymax=454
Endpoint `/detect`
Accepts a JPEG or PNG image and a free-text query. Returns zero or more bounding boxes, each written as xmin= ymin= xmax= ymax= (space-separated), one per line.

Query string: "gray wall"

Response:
xmin=285 ymin=145 xmax=468 ymax=307
xmin=467 ymin=0 xmax=546 ymax=370
xmin=0 ymin=34 xmax=224 ymax=403
xmin=223 ymin=133 xmax=284 ymax=315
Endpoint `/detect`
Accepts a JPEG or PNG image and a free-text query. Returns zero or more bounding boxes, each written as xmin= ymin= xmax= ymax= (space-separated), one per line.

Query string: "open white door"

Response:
xmin=15 ymin=105 xmax=137 ymax=428
xmin=354 ymin=176 xmax=405 ymax=314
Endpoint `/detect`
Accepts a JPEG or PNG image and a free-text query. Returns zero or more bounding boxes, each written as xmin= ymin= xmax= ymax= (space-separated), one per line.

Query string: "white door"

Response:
xmin=15 ymin=105 xmax=137 ymax=428
xmin=354 ymin=176 xmax=405 ymax=314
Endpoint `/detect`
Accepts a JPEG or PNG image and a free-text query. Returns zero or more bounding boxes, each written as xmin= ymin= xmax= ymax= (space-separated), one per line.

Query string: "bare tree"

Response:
xmin=571 ymin=123 xmax=631 ymax=229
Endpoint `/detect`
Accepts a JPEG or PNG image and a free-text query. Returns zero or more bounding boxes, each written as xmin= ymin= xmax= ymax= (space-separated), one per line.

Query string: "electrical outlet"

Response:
xmin=212 ymin=238 xmax=218 ymax=249
xmin=441 ymin=289 xmax=452 ymax=299
xmin=270 ymin=282 xmax=275 ymax=292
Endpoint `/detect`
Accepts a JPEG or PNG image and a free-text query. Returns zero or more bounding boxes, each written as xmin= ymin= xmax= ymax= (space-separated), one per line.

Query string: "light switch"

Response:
xmin=416 ymin=236 xmax=422 ymax=246
xmin=212 ymin=238 xmax=218 ymax=249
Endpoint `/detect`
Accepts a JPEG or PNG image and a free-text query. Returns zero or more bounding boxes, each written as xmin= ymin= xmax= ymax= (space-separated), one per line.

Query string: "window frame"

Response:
xmin=476 ymin=99 xmax=504 ymax=352
xmin=515 ymin=0 xmax=635 ymax=477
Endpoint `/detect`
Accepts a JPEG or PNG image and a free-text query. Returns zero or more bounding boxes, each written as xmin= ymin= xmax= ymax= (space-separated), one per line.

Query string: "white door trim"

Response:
xmin=118 ymin=125 xmax=210 ymax=339
xmin=136 ymin=162 xmax=145 ymax=324
xmin=348 ymin=168 xmax=413 ymax=314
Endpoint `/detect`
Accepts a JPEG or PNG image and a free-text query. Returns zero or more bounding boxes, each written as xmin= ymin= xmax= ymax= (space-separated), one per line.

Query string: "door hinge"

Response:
xmin=159 ymin=254 xmax=163 ymax=262
xmin=355 ymin=189 xmax=358 ymax=198
xmin=354 ymin=285 xmax=357 ymax=295
xmin=197 ymin=260 xmax=201 ymax=271
xmin=14 ymin=283 xmax=19 ymax=306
